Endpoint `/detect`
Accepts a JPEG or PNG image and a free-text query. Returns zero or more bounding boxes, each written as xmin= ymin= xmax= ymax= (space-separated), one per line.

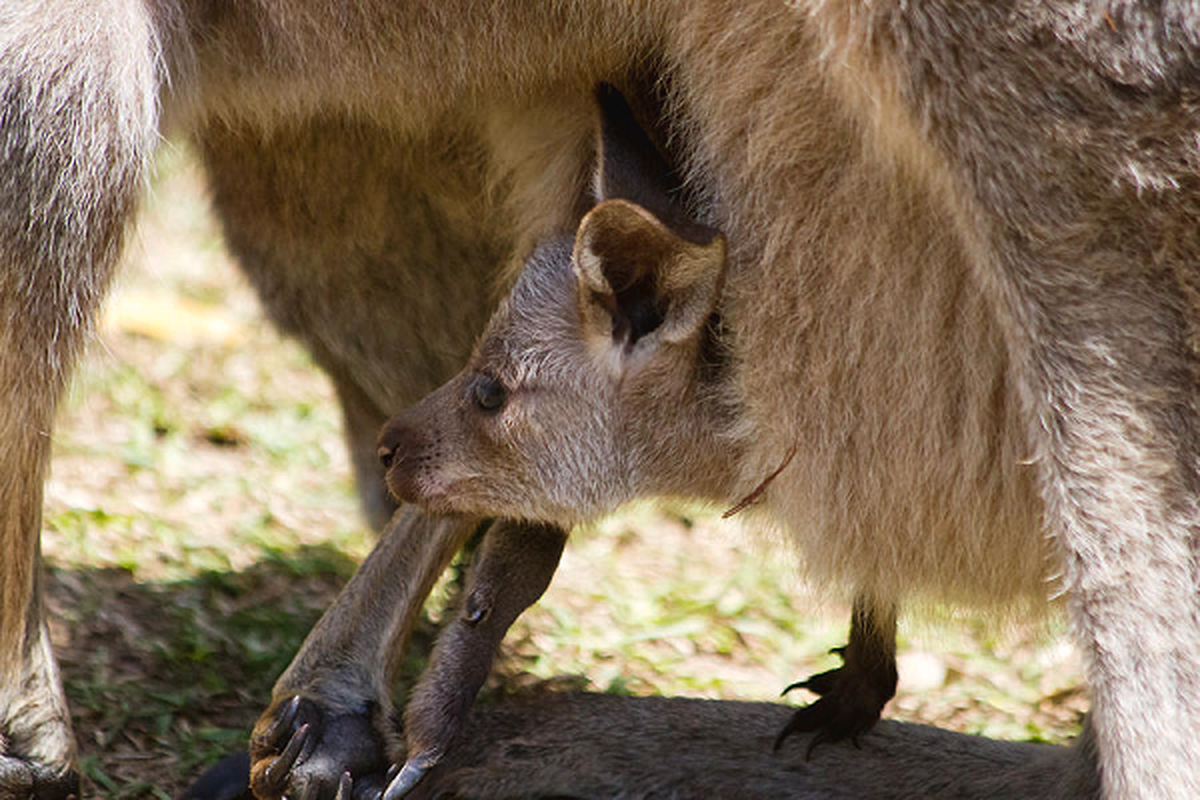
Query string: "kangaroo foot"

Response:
xmin=249 ymin=695 xmax=391 ymax=800
xmin=0 ymin=753 xmax=79 ymax=800
xmin=1 ymin=623 xmax=81 ymax=800
xmin=774 ymin=648 xmax=898 ymax=755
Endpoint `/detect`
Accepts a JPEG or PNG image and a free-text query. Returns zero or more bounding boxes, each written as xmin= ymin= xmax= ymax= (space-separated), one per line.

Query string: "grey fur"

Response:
xmin=2 ymin=2 xmax=1198 ymax=798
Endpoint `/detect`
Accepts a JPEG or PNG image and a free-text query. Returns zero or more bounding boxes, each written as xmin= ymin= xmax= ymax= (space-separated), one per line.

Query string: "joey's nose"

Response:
xmin=376 ymin=418 xmax=409 ymax=471
xmin=377 ymin=443 xmax=396 ymax=470
xmin=376 ymin=415 xmax=427 ymax=504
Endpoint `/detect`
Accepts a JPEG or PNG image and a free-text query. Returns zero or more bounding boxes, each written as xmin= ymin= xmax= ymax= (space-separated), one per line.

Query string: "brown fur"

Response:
xmin=397 ymin=521 xmax=566 ymax=793
xmin=3 ymin=2 xmax=1199 ymax=798
xmin=377 ymin=83 xmax=1024 ymax=782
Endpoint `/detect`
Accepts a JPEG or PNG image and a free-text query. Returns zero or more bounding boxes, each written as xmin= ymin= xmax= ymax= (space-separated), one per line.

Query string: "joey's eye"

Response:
xmin=472 ymin=375 xmax=508 ymax=412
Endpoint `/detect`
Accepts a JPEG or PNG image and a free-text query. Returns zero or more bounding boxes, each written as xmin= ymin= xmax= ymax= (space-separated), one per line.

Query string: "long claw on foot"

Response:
xmin=334 ymin=771 xmax=352 ymax=800
xmin=383 ymin=758 xmax=432 ymax=800
xmin=262 ymin=696 xmax=302 ymax=748
xmin=262 ymin=722 xmax=310 ymax=793
xmin=774 ymin=718 xmax=798 ymax=751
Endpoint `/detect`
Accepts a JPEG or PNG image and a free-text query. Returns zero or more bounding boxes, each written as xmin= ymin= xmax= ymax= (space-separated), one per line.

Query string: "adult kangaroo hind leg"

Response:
xmin=196 ymin=116 xmax=510 ymax=535
xmin=0 ymin=1 xmax=162 ymax=795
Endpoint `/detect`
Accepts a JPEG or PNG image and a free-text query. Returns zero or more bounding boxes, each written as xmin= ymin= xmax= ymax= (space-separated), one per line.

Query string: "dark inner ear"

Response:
xmin=609 ymin=270 xmax=664 ymax=349
xmin=588 ymin=225 xmax=672 ymax=349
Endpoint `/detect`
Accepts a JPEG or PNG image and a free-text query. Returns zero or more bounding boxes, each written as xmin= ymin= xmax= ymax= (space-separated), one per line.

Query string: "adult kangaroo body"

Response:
xmin=2 ymin=2 xmax=1197 ymax=798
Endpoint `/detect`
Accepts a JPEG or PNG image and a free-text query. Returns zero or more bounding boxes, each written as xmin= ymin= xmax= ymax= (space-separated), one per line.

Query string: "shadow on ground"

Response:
xmin=46 ymin=545 xmax=442 ymax=799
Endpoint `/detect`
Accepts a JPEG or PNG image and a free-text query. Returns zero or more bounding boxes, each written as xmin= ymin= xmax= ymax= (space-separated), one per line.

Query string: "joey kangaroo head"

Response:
xmin=377 ymin=86 xmax=738 ymax=525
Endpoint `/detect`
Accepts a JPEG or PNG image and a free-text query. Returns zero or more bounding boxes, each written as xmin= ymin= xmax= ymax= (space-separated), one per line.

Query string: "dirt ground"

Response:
xmin=40 ymin=146 xmax=1086 ymax=798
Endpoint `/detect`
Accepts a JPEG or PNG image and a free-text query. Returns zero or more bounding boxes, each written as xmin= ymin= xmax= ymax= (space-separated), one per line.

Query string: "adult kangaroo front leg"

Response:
xmin=1 ymin=2 xmax=161 ymax=795
xmin=249 ymin=508 xmax=478 ymax=799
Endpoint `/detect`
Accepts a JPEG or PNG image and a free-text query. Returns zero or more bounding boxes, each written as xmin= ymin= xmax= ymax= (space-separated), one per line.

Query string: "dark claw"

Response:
xmin=262 ymin=723 xmax=310 ymax=794
xmin=280 ymin=722 xmax=312 ymax=770
xmin=334 ymin=771 xmax=352 ymax=800
xmin=278 ymin=696 xmax=302 ymax=736
xmin=382 ymin=759 xmax=430 ymax=800
xmin=782 ymin=665 xmax=840 ymax=697
xmin=258 ymin=695 xmax=302 ymax=752
xmin=774 ymin=699 xmax=843 ymax=756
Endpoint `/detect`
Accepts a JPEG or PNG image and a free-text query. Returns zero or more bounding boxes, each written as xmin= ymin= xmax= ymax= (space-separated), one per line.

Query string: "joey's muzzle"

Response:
xmin=376 ymin=414 xmax=427 ymax=505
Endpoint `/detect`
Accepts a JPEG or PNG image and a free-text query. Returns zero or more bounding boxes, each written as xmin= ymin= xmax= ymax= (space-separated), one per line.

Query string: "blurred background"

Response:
xmin=42 ymin=145 xmax=1086 ymax=798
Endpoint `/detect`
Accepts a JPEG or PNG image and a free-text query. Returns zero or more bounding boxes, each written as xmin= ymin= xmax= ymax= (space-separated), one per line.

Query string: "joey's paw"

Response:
xmin=0 ymin=753 xmax=79 ymax=800
xmin=774 ymin=653 xmax=897 ymax=757
xmin=249 ymin=695 xmax=390 ymax=799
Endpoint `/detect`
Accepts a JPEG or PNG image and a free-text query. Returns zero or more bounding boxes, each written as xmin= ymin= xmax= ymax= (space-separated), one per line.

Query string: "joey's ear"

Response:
xmin=577 ymin=86 xmax=726 ymax=361
xmin=573 ymin=199 xmax=726 ymax=355
xmin=593 ymin=83 xmax=711 ymax=244
xmin=593 ymin=83 xmax=676 ymax=210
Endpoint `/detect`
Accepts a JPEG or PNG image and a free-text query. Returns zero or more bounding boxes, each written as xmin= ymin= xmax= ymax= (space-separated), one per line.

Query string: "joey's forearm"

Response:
xmin=273 ymin=508 xmax=478 ymax=708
